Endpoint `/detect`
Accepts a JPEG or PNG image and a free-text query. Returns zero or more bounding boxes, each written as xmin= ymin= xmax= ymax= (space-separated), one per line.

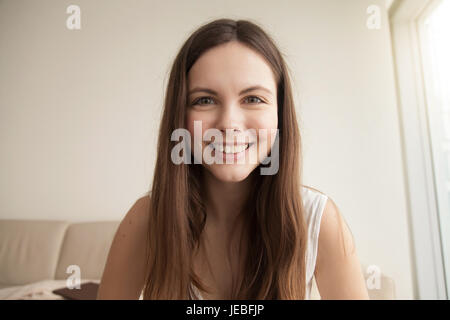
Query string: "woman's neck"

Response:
xmin=201 ymin=169 xmax=255 ymax=232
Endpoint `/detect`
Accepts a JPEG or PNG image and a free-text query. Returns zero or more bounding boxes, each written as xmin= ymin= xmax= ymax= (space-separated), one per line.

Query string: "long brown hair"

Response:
xmin=143 ymin=18 xmax=309 ymax=299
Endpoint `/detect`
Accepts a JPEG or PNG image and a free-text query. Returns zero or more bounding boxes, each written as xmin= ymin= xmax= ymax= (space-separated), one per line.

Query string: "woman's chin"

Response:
xmin=205 ymin=164 xmax=257 ymax=183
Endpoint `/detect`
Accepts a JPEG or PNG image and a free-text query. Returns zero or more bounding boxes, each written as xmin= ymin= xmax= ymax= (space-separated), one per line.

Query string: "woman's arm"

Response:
xmin=313 ymin=198 xmax=370 ymax=299
xmin=97 ymin=195 xmax=151 ymax=299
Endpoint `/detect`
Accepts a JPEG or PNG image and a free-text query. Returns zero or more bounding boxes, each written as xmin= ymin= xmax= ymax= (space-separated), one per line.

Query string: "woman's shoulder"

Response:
xmin=301 ymin=185 xmax=331 ymax=282
xmin=300 ymin=185 xmax=329 ymax=221
xmin=301 ymin=185 xmax=328 ymax=204
xmin=128 ymin=191 xmax=152 ymax=225
xmin=97 ymin=192 xmax=152 ymax=299
xmin=139 ymin=190 xmax=152 ymax=200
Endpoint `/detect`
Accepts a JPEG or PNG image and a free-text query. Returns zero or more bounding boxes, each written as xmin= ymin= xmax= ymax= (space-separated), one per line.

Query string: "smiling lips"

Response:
xmin=208 ymin=142 xmax=256 ymax=154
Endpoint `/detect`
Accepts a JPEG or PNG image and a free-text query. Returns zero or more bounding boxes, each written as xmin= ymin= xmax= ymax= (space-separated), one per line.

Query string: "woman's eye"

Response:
xmin=245 ymin=96 xmax=264 ymax=104
xmin=192 ymin=96 xmax=265 ymax=106
xmin=193 ymin=97 xmax=215 ymax=106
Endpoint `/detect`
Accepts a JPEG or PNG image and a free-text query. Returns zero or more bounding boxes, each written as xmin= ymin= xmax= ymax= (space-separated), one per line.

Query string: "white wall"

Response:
xmin=0 ymin=0 xmax=415 ymax=299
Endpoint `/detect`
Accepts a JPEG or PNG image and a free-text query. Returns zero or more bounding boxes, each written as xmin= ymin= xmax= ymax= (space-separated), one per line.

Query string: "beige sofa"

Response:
xmin=0 ymin=219 xmax=120 ymax=299
xmin=0 ymin=219 xmax=396 ymax=299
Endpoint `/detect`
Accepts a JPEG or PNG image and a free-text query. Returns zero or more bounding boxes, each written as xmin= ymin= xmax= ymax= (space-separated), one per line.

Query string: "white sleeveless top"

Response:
xmin=190 ymin=186 xmax=328 ymax=300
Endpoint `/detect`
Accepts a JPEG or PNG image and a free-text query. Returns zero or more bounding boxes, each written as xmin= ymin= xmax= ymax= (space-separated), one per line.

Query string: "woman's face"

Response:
xmin=186 ymin=41 xmax=278 ymax=182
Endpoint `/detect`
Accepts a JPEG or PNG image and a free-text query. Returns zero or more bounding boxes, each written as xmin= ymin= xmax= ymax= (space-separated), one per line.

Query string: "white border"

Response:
xmin=389 ymin=0 xmax=448 ymax=299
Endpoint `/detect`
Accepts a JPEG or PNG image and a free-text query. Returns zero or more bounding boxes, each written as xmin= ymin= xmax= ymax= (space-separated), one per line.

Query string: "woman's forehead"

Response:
xmin=187 ymin=42 xmax=277 ymax=94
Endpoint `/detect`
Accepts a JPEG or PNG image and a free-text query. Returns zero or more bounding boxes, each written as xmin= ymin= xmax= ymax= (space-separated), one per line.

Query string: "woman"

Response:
xmin=97 ymin=18 xmax=369 ymax=300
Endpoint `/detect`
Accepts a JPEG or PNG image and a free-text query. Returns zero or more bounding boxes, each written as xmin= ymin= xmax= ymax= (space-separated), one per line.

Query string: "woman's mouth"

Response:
xmin=207 ymin=142 xmax=255 ymax=163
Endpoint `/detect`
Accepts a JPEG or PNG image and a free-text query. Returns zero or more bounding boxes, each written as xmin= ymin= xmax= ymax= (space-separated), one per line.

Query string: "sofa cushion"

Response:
xmin=0 ymin=219 xmax=69 ymax=286
xmin=54 ymin=221 xmax=120 ymax=281
xmin=0 ymin=279 xmax=101 ymax=299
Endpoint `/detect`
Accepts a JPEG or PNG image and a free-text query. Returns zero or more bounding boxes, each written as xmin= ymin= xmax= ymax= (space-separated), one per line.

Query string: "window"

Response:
xmin=418 ymin=0 xmax=450 ymax=298
xmin=390 ymin=0 xmax=449 ymax=299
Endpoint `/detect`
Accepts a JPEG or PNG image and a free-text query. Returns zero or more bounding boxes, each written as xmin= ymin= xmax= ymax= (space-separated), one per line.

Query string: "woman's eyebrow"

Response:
xmin=188 ymin=85 xmax=273 ymax=96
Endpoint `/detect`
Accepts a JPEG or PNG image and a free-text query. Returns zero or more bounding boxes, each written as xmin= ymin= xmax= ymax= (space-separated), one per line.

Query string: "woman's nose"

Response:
xmin=214 ymin=102 xmax=245 ymax=133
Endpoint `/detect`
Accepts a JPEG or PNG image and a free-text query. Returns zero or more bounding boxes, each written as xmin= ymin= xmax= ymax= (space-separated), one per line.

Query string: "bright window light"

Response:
xmin=420 ymin=0 xmax=450 ymax=298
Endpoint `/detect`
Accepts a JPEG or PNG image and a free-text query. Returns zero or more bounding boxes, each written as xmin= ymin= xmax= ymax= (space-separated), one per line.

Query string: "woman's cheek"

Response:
xmin=186 ymin=113 xmax=213 ymax=156
xmin=253 ymin=114 xmax=278 ymax=156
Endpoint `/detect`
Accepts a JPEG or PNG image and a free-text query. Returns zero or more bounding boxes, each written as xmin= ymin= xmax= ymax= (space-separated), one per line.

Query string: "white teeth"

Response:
xmin=210 ymin=143 xmax=249 ymax=154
